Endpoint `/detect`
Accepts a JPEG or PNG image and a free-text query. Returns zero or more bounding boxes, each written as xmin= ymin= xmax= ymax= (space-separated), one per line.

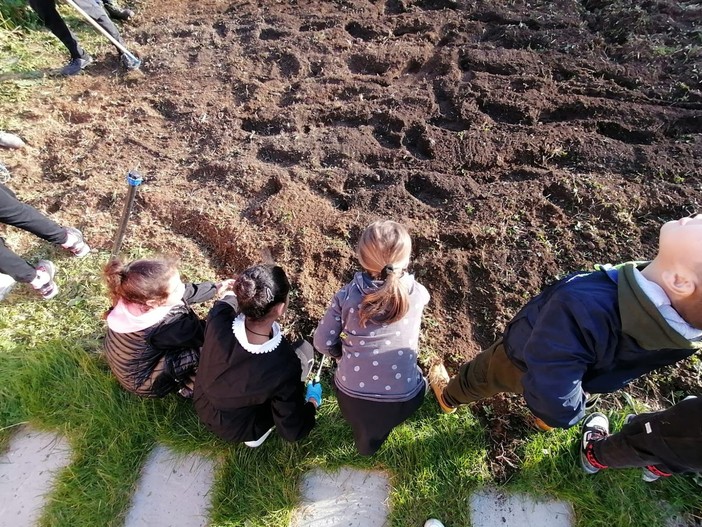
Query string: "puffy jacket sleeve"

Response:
xmin=313 ymin=287 xmax=346 ymax=359
xmin=520 ymin=294 xmax=602 ymax=429
xmin=182 ymin=282 xmax=217 ymax=304
xmin=270 ymin=375 xmax=316 ymax=442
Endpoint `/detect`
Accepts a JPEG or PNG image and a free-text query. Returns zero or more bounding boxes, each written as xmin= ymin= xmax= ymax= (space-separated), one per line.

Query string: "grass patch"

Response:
xmin=0 ymin=249 xmax=700 ymax=526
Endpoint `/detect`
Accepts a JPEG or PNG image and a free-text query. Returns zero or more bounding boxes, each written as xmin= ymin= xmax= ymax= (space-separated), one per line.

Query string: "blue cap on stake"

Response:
xmin=127 ymin=170 xmax=143 ymax=186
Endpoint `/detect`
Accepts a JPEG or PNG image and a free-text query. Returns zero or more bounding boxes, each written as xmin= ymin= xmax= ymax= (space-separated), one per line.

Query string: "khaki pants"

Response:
xmin=443 ymin=339 xmax=524 ymax=407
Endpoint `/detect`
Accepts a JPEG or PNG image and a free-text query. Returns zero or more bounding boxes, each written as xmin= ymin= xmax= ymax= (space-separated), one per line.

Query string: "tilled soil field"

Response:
xmin=3 ymin=0 xmax=702 ymax=377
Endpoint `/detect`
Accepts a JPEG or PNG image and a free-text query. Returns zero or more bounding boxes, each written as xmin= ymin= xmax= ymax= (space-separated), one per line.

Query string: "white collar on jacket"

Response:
xmin=232 ymin=313 xmax=283 ymax=354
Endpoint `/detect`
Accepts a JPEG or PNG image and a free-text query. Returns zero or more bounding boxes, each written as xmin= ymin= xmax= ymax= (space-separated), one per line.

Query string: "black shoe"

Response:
xmin=104 ymin=1 xmax=134 ymax=21
xmin=60 ymin=55 xmax=93 ymax=76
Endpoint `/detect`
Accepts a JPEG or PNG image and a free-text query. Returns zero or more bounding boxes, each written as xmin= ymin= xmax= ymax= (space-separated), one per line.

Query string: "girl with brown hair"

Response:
xmin=103 ymin=257 xmax=233 ymax=398
xmin=314 ymin=220 xmax=430 ymax=455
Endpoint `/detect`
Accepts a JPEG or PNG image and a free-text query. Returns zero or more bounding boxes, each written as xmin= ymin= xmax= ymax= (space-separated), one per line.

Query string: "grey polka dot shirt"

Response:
xmin=314 ymin=272 xmax=430 ymax=402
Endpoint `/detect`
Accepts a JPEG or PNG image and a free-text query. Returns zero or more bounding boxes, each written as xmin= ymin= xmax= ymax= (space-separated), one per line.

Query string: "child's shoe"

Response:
xmin=0 ymin=273 xmax=16 ymax=300
xmin=642 ymin=465 xmax=671 ymax=482
xmin=244 ymin=427 xmax=274 ymax=448
xmin=177 ymin=377 xmax=195 ymax=398
xmin=32 ymin=260 xmax=59 ymax=300
xmin=580 ymin=412 xmax=609 ymax=474
xmin=428 ymin=363 xmax=456 ymax=414
xmin=532 ymin=415 xmax=554 ymax=432
xmin=623 ymin=414 xmax=672 ymax=481
xmin=61 ymin=227 xmax=90 ymax=257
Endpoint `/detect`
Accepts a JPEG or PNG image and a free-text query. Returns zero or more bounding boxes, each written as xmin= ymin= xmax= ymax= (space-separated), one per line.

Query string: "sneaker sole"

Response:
xmin=72 ymin=245 xmax=91 ymax=258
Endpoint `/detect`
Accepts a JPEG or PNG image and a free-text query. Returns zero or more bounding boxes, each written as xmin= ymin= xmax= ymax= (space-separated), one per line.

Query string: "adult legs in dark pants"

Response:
xmin=28 ymin=0 xmax=131 ymax=75
xmin=581 ymin=397 xmax=702 ymax=481
xmin=335 ymin=383 xmax=425 ymax=456
xmin=28 ymin=0 xmax=87 ymax=61
xmin=0 ymin=183 xmax=90 ymax=298
xmin=0 ymin=183 xmax=66 ymax=282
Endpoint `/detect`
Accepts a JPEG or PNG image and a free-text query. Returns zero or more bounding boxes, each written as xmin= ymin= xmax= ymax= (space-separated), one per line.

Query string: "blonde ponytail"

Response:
xmin=357 ymin=221 xmax=412 ymax=327
xmin=359 ymin=267 xmax=410 ymax=327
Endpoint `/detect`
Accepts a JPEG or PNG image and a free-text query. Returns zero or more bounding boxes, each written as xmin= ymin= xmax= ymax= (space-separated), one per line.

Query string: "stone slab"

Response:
xmin=469 ymin=488 xmax=574 ymax=527
xmin=123 ymin=445 xmax=216 ymax=527
xmin=0 ymin=427 xmax=72 ymax=527
xmin=290 ymin=467 xmax=391 ymax=527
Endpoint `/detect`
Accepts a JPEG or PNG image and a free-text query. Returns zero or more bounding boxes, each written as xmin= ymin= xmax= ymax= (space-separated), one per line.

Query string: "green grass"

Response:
xmin=0 ymin=249 xmax=700 ymax=526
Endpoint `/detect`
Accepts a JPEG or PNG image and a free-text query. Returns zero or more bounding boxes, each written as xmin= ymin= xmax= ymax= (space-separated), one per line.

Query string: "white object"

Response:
xmin=424 ymin=520 xmax=445 ymax=527
xmin=0 ymin=132 xmax=26 ymax=149
xmin=0 ymin=273 xmax=16 ymax=300
xmin=244 ymin=426 xmax=275 ymax=448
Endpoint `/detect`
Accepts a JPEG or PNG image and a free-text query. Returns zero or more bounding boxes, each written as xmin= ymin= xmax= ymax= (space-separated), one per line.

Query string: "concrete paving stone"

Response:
xmin=290 ymin=467 xmax=391 ymax=527
xmin=0 ymin=426 xmax=72 ymax=527
xmin=123 ymin=445 xmax=216 ymax=527
xmin=469 ymin=487 xmax=574 ymax=527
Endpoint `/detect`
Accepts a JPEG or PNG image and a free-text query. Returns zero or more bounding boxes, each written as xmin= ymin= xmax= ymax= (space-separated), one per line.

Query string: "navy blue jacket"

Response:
xmin=504 ymin=264 xmax=700 ymax=428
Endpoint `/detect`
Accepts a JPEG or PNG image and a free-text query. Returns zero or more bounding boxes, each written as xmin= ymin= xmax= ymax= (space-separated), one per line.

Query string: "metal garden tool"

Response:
xmin=64 ymin=0 xmax=142 ymax=70
xmin=110 ymin=170 xmax=143 ymax=258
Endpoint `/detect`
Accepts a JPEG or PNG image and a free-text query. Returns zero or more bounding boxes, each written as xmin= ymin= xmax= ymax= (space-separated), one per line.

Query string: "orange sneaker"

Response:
xmin=428 ymin=363 xmax=456 ymax=414
xmin=532 ymin=415 xmax=554 ymax=432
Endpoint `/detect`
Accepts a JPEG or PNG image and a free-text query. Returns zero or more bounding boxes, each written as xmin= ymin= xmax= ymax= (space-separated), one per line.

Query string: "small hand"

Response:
xmin=216 ymin=278 xmax=236 ymax=297
xmin=306 ymin=380 xmax=322 ymax=408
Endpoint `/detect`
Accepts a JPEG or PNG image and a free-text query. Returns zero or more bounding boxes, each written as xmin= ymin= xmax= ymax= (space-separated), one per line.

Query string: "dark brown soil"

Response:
xmin=3 ymin=0 xmax=701 ymax=446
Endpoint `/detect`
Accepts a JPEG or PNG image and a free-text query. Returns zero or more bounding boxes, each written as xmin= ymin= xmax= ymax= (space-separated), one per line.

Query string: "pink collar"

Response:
xmin=106 ymin=298 xmax=181 ymax=333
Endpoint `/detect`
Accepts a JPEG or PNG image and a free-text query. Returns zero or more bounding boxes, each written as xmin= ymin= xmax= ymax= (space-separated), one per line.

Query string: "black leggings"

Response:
xmin=335 ymin=383 xmax=425 ymax=456
xmin=28 ymin=0 xmax=124 ymax=59
xmin=0 ymin=184 xmax=66 ymax=282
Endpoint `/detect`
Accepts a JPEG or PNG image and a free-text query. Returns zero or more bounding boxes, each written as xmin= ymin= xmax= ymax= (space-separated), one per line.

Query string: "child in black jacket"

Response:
xmin=103 ymin=258 xmax=233 ymax=398
xmin=194 ymin=264 xmax=320 ymax=447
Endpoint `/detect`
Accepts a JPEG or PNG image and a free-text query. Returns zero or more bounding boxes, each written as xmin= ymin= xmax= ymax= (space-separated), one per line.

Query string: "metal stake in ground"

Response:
xmin=111 ymin=170 xmax=143 ymax=258
xmin=63 ymin=0 xmax=142 ymax=70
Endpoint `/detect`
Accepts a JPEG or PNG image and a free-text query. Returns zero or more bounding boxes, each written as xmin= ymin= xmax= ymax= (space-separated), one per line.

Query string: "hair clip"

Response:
xmin=264 ymin=286 xmax=274 ymax=303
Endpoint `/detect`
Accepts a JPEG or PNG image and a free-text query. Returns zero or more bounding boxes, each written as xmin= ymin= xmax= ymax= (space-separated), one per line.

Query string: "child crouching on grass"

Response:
xmin=314 ymin=220 xmax=430 ymax=456
xmin=194 ymin=264 xmax=320 ymax=447
xmin=103 ymin=258 xmax=233 ymax=398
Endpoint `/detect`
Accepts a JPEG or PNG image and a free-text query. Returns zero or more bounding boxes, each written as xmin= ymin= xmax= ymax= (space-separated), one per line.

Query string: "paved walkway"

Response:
xmin=2 ymin=425 xmax=691 ymax=527
xmin=123 ymin=445 xmax=216 ymax=527
xmin=0 ymin=427 xmax=72 ymax=527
